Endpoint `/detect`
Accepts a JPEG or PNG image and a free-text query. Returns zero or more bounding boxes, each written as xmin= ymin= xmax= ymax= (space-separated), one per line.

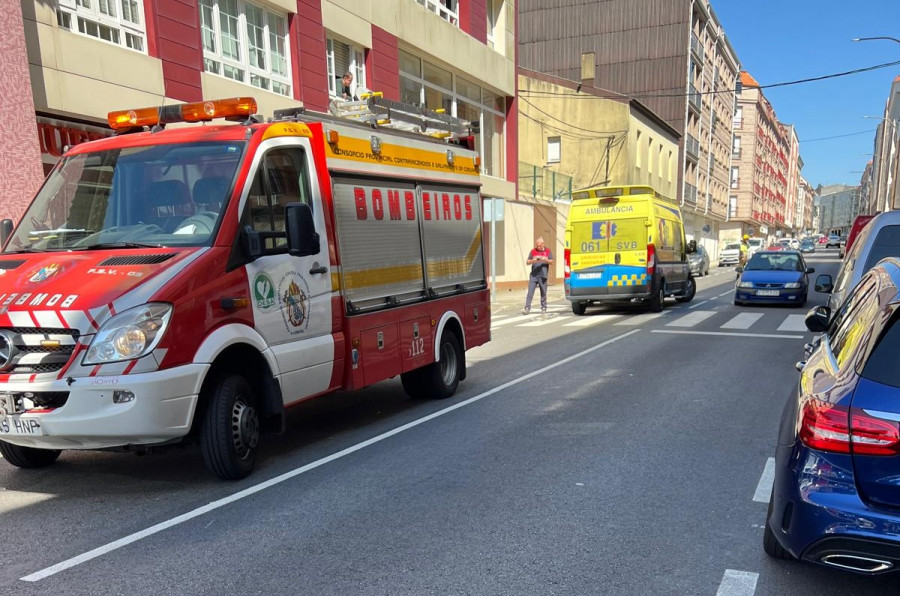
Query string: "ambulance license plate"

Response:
xmin=757 ymin=290 xmax=780 ymax=296
xmin=0 ymin=416 xmax=43 ymax=436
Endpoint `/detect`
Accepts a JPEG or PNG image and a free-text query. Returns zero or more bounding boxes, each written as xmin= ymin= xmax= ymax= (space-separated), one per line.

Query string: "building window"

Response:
xmin=326 ymin=36 xmax=366 ymax=99
xmin=733 ymin=106 xmax=743 ymax=129
xmin=399 ymin=50 xmax=506 ymax=177
xmin=199 ymin=0 xmax=292 ymax=97
xmin=486 ymin=0 xmax=500 ymax=48
xmin=636 ymin=131 xmax=642 ymax=168
xmin=729 ymin=195 xmax=738 ymax=217
xmin=730 ymin=166 xmax=740 ymax=189
xmin=57 ymin=0 xmax=146 ymax=52
xmin=547 ymin=137 xmax=560 ymax=164
xmin=414 ymin=0 xmax=459 ymax=26
xmin=732 ymin=136 xmax=741 ymax=158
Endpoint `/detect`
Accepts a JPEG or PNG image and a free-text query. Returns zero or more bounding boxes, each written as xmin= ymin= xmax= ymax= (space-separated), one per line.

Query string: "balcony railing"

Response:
xmin=415 ymin=0 xmax=459 ymax=26
xmin=685 ymin=134 xmax=700 ymax=161
xmin=683 ymin=182 xmax=698 ymax=205
xmin=688 ymin=83 xmax=701 ymax=112
xmin=690 ymin=32 xmax=704 ymax=62
xmin=519 ymin=162 xmax=574 ymax=202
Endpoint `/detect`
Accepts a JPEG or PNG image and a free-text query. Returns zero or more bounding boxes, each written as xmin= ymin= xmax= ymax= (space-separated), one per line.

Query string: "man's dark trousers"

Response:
xmin=525 ymin=275 xmax=547 ymax=311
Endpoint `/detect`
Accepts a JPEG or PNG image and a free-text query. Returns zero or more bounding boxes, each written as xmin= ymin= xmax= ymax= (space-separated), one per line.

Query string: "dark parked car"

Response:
xmin=734 ymin=250 xmax=814 ymax=306
xmin=688 ymin=244 xmax=710 ymax=277
xmin=765 ymin=257 xmax=900 ymax=574
xmin=799 ymin=238 xmax=816 ymax=253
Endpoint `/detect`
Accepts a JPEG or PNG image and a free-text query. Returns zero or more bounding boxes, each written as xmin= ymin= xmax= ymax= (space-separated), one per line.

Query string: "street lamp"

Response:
xmin=852 ymin=36 xmax=900 ymax=45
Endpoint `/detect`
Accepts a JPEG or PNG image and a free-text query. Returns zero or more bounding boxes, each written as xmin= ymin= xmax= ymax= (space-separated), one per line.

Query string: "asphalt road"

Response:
xmin=2 ymin=247 xmax=896 ymax=595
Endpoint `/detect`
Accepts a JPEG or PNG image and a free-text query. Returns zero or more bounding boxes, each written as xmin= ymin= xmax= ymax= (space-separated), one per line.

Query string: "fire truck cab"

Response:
xmin=0 ymin=96 xmax=490 ymax=479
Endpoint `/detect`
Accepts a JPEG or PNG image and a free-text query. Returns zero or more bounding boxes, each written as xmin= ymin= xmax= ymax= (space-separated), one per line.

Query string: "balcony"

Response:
xmin=684 ymin=182 xmax=698 ymax=206
xmin=688 ymin=83 xmax=701 ymax=113
xmin=685 ymin=134 xmax=700 ymax=161
xmin=415 ymin=0 xmax=459 ymax=26
xmin=518 ymin=162 xmax=574 ymax=202
xmin=691 ymin=33 xmax=705 ymax=63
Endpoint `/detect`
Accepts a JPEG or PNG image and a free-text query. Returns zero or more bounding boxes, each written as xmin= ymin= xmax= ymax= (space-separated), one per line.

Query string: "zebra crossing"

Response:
xmin=491 ymin=307 xmax=811 ymax=334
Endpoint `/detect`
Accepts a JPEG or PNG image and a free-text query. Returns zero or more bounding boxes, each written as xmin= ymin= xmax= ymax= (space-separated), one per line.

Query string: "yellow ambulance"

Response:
xmin=563 ymin=185 xmax=696 ymax=314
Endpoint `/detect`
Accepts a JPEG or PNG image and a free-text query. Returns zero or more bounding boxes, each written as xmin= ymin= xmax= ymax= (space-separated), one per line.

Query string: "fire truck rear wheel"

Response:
xmin=0 ymin=441 xmax=61 ymax=468
xmin=201 ymin=374 xmax=260 ymax=480
xmin=402 ymin=330 xmax=462 ymax=399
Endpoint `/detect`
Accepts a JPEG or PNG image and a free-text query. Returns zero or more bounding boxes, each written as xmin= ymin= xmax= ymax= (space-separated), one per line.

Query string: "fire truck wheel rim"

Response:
xmin=440 ymin=341 xmax=458 ymax=387
xmin=231 ymin=399 xmax=260 ymax=460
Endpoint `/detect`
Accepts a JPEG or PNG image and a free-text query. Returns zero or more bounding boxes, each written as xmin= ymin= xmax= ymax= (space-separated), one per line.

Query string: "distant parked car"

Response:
xmin=688 ymin=244 xmax=710 ymax=277
xmin=765 ymin=257 xmax=900 ymax=574
xmin=734 ymin=250 xmax=813 ymax=306
xmin=817 ymin=235 xmax=828 ymax=245
xmin=799 ymin=238 xmax=816 ymax=253
xmin=719 ymin=242 xmax=741 ymax=266
xmin=826 ymin=234 xmax=841 ymax=248
xmin=748 ymin=237 xmax=764 ymax=257
xmin=816 ymin=210 xmax=900 ymax=312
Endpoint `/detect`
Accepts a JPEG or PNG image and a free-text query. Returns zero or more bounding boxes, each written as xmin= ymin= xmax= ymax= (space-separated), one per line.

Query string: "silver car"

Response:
xmin=816 ymin=211 xmax=900 ymax=311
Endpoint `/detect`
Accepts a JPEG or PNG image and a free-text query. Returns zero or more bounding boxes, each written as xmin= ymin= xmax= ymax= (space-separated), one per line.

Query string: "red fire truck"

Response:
xmin=0 ymin=96 xmax=490 ymax=479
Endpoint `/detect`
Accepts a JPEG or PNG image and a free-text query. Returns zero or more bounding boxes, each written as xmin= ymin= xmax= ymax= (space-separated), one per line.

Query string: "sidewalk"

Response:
xmin=489 ymin=283 xmax=567 ymax=315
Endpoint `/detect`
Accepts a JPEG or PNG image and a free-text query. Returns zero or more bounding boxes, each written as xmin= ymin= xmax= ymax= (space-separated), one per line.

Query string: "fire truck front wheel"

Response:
xmin=401 ymin=330 xmax=462 ymax=400
xmin=201 ymin=374 xmax=260 ymax=480
xmin=0 ymin=441 xmax=61 ymax=468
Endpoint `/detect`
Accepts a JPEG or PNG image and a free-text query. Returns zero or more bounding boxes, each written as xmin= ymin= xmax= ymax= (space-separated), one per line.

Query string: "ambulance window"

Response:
xmin=243 ymin=147 xmax=311 ymax=251
xmin=673 ymin=221 xmax=683 ymax=255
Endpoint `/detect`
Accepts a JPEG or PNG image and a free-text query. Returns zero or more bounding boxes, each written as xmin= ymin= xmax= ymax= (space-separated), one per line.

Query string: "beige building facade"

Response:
xmin=515 ymin=70 xmax=680 ymax=285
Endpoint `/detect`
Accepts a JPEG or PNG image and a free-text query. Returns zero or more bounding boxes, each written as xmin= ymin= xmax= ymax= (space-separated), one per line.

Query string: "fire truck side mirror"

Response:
xmin=285 ymin=202 xmax=320 ymax=257
xmin=0 ymin=219 xmax=13 ymax=247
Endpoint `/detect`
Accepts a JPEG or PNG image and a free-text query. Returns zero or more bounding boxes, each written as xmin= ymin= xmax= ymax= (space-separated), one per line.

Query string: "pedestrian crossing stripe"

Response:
xmin=608 ymin=273 xmax=647 ymax=287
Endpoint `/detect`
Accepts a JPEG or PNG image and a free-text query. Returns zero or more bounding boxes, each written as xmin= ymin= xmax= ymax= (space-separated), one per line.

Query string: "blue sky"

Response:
xmin=712 ymin=0 xmax=900 ymax=188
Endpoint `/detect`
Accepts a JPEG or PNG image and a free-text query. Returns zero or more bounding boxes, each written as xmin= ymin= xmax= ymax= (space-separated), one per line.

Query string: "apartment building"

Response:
xmin=518 ymin=0 xmax=740 ymax=259
xmin=866 ymin=76 xmax=900 ymax=215
xmin=817 ymin=184 xmax=858 ymax=234
xmin=726 ymin=71 xmax=791 ymax=244
xmin=4 ymin=0 xmax=518 ymax=235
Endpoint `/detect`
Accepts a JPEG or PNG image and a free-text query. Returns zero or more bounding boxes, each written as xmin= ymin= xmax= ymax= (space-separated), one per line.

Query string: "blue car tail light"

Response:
xmin=800 ymin=396 xmax=900 ymax=456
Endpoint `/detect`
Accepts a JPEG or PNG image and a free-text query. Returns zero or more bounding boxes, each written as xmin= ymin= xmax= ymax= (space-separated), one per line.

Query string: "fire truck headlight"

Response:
xmin=84 ymin=303 xmax=173 ymax=365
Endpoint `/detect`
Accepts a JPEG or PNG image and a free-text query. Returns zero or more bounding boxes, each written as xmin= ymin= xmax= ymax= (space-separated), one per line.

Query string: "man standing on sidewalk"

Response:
xmin=523 ymin=236 xmax=554 ymax=314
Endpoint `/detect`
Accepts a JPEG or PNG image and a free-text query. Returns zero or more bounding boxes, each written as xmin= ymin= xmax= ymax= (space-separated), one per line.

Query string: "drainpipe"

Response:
xmin=681 ymin=0 xmax=695 ymax=209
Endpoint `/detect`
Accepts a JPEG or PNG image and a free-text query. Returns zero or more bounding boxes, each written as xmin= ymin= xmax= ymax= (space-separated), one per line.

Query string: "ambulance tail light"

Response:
xmin=647 ymin=243 xmax=656 ymax=276
xmin=564 ymin=248 xmax=571 ymax=279
xmin=107 ymin=97 xmax=258 ymax=131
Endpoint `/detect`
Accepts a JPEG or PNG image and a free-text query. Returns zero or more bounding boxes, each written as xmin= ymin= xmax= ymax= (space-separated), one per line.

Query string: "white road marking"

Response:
xmin=716 ymin=570 xmax=758 ymax=596
xmin=753 ymin=457 xmax=776 ymax=503
xmin=490 ymin=314 xmax=512 ymax=321
xmin=19 ymin=330 xmax=642 ymax=582
xmin=717 ymin=290 xmax=734 ymax=298
xmin=777 ymin=314 xmax=808 ymax=332
xmin=519 ymin=316 xmax=566 ymax=327
xmin=613 ymin=311 xmax=671 ymax=326
xmin=652 ymin=330 xmax=804 ymax=340
xmin=721 ymin=313 xmax=763 ymax=330
xmin=666 ymin=310 xmax=716 ymax=327
xmin=563 ymin=314 xmax=620 ymax=327
xmin=689 ymin=300 xmax=710 ymax=309
xmin=491 ymin=314 xmax=534 ymax=327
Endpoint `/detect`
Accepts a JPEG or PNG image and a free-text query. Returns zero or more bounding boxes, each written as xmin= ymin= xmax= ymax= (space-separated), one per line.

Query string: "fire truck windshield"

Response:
xmin=3 ymin=141 xmax=245 ymax=253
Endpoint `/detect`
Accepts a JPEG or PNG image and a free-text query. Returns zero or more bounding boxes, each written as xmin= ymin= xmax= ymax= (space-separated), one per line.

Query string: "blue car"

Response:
xmin=765 ymin=257 xmax=900 ymax=574
xmin=733 ymin=250 xmax=813 ymax=306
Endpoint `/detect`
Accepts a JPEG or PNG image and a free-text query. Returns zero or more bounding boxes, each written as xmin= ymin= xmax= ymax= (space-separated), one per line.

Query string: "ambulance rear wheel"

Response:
xmin=201 ymin=374 xmax=260 ymax=480
xmin=0 ymin=441 xmax=61 ymax=468
xmin=572 ymin=301 xmax=587 ymax=316
xmin=406 ymin=330 xmax=462 ymax=400
xmin=649 ymin=282 xmax=665 ymax=313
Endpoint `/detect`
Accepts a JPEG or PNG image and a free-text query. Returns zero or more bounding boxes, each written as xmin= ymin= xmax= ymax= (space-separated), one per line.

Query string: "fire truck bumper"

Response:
xmin=0 ymin=363 xmax=209 ymax=450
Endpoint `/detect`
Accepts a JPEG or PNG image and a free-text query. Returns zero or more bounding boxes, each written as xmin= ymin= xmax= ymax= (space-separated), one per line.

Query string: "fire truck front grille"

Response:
xmin=0 ymin=327 xmax=80 ymax=376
